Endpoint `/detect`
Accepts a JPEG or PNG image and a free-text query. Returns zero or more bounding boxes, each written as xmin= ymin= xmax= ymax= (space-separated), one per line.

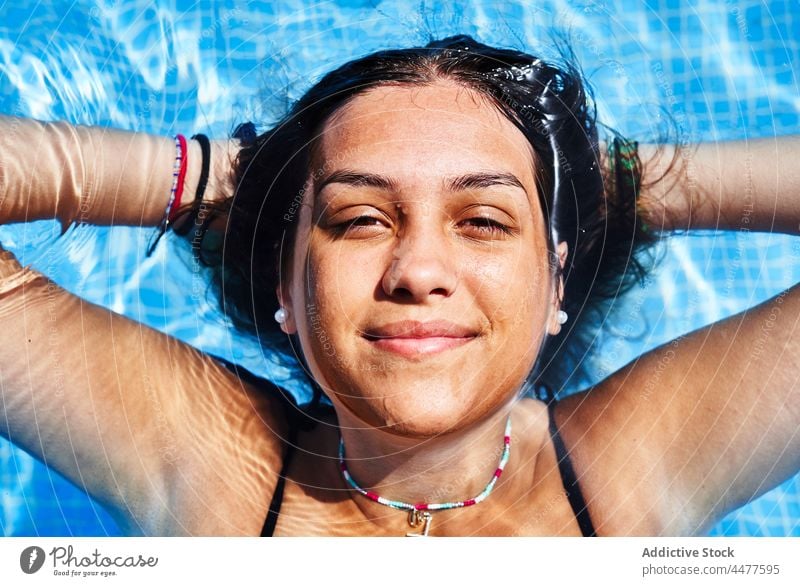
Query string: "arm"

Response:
xmin=557 ymin=137 xmax=800 ymax=535
xmin=0 ymin=118 xmax=284 ymax=534
xmin=0 ymin=249 xmax=287 ymax=534
xmin=637 ymin=137 xmax=800 ymax=234
xmin=0 ymin=115 xmax=237 ymax=232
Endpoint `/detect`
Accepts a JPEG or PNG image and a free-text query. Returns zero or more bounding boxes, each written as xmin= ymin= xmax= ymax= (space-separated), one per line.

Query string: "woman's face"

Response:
xmin=280 ymin=80 xmax=565 ymax=436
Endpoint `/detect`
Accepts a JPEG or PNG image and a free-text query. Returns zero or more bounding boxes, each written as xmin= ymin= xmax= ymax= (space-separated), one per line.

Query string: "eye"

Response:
xmin=459 ymin=217 xmax=515 ymax=237
xmin=333 ymin=215 xmax=387 ymax=236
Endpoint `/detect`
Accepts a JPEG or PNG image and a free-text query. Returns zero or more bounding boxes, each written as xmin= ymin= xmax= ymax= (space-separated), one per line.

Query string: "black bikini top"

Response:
xmin=546 ymin=401 xmax=598 ymax=537
xmin=210 ymin=355 xmax=596 ymax=537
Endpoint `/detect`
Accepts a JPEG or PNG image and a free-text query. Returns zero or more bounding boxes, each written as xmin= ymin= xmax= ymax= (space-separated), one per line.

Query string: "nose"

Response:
xmin=381 ymin=219 xmax=459 ymax=302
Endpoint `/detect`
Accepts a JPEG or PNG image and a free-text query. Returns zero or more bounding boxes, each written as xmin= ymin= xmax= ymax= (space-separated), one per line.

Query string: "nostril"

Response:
xmin=393 ymin=287 xmax=413 ymax=298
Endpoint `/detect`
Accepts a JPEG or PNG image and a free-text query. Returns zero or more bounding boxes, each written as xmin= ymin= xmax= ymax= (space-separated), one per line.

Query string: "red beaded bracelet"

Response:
xmin=168 ymin=134 xmax=188 ymax=223
xmin=146 ymin=133 xmax=188 ymax=256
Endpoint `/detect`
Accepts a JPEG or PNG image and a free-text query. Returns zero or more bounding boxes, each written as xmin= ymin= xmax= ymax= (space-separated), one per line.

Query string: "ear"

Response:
xmin=547 ymin=241 xmax=569 ymax=336
xmin=275 ymin=286 xmax=298 ymax=335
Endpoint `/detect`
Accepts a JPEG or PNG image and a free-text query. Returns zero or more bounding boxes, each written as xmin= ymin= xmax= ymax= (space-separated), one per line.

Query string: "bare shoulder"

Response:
xmin=555 ymin=282 xmax=800 ymax=536
xmin=0 ymin=247 xmax=292 ymax=536
xmin=119 ymin=351 xmax=291 ymax=536
xmin=552 ymin=382 xmax=689 ymax=535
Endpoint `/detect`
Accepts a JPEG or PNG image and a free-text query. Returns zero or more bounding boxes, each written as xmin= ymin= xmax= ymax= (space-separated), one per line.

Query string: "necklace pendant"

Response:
xmin=406 ymin=510 xmax=432 ymax=537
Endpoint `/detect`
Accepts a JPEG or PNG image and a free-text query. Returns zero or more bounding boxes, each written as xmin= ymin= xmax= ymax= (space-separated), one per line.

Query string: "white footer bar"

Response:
xmin=2 ymin=537 xmax=798 ymax=585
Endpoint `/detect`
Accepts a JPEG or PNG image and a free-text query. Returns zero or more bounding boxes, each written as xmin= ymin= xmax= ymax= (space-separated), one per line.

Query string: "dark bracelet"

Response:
xmin=173 ymin=133 xmax=211 ymax=236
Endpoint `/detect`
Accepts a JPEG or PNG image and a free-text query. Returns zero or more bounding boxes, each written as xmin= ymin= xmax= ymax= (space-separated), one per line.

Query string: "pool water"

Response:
xmin=0 ymin=0 xmax=798 ymax=536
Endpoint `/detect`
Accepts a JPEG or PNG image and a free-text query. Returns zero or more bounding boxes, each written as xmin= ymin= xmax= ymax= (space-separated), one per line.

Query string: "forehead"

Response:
xmin=312 ymin=81 xmax=538 ymax=187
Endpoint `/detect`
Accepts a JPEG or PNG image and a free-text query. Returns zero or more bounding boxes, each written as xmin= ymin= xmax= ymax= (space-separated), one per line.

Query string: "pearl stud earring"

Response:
xmin=557 ymin=310 xmax=568 ymax=325
xmin=274 ymin=307 xmax=287 ymax=324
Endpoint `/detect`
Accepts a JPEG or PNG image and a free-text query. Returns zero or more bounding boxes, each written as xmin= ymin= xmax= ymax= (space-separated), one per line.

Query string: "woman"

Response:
xmin=0 ymin=36 xmax=797 ymax=536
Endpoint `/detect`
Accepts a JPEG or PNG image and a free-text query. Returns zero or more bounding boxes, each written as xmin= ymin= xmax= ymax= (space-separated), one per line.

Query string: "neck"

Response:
xmin=336 ymin=402 xmax=515 ymax=509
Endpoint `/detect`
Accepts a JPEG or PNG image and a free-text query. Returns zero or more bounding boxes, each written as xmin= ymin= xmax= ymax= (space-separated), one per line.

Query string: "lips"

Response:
xmin=362 ymin=320 xmax=478 ymax=357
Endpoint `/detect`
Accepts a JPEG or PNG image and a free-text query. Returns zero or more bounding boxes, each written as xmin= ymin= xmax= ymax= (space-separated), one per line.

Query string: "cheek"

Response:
xmin=292 ymin=262 xmax=355 ymax=382
xmin=466 ymin=244 xmax=552 ymax=327
xmin=518 ymin=252 xmax=554 ymax=324
xmin=301 ymin=248 xmax=347 ymax=344
xmin=479 ymin=248 xmax=553 ymax=385
xmin=305 ymin=240 xmax=381 ymax=318
xmin=287 ymin=228 xmax=345 ymax=367
xmin=297 ymin=239 xmax=384 ymax=372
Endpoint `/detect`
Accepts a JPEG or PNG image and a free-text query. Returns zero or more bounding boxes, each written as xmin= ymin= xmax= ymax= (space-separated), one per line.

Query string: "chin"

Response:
xmin=345 ymin=389 xmax=495 ymax=439
xmin=380 ymin=415 xmax=458 ymax=438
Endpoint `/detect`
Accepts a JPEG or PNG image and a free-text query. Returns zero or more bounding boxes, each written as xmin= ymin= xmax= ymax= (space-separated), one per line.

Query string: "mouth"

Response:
xmin=362 ymin=320 xmax=479 ymax=358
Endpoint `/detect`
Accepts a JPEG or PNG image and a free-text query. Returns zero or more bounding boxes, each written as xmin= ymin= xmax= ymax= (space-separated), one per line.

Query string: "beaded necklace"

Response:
xmin=338 ymin=415 xmax=512 ymax=536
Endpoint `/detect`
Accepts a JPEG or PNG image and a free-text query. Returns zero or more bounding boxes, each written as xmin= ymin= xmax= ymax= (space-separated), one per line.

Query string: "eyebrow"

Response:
xmin=446 ymin=172 xmax=527 ymax=193
xmin=316 ymin=169 xmax=528 ymax=195
xmin=316 ymin=170 xmax=398 ymax=193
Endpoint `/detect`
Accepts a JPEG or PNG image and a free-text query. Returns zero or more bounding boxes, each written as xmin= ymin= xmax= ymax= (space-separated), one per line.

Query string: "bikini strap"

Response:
xmin=261 ymin=409 xmax=299 ymax=536
xmin=547 ymin=400 xmax=597 ymax=537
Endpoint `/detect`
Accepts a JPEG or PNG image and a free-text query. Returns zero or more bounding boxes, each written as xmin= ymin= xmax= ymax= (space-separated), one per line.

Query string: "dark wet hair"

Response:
xmin=178 ymin=34 xmax=657 ymax=394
